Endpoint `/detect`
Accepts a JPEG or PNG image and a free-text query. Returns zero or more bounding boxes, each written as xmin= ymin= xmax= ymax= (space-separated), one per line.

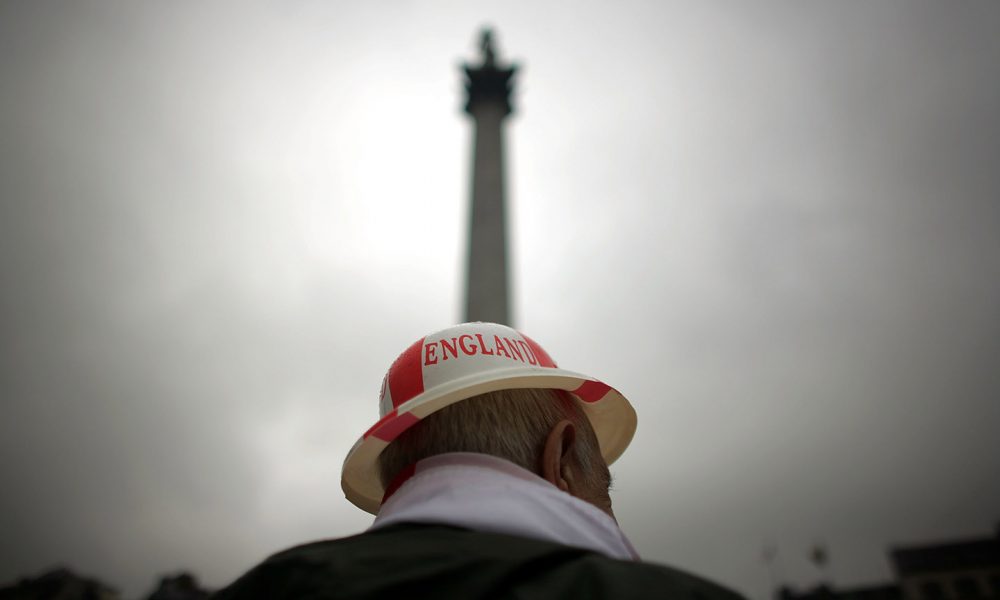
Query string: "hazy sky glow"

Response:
xmin=1 ymin=2 xmax=999 ymax=598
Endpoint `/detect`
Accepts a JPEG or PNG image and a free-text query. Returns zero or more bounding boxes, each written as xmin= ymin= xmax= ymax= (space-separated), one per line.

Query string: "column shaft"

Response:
xmin=465 ymin=104 xmax=509 ymax=324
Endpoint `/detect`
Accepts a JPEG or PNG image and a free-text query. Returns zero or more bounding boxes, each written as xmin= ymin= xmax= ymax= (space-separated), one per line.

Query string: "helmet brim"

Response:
xmin=340 ymin=367 xmax=636 ymax=515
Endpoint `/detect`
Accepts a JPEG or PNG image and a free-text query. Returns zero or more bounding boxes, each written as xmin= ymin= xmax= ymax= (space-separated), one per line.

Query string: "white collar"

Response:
xmin=369 ymin=452 xmax=640 ymax=561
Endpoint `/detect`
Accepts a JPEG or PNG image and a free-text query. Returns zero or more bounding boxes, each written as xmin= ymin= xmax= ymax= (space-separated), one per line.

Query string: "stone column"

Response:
xmin=462 ymin=29 xmax=517 ymax=325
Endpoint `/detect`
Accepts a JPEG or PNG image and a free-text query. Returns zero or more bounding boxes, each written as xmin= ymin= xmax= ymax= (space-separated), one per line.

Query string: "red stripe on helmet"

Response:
xmin=519 ymin=333 xmax=557 ymax=368
xmin=388 ymin=337 xmax=425 ymax=409
xmin=572 ymin=380 xmax=611 ymax=403
xmin=363 ymin=409 xmax=397 ymax=439
xmin=370 ymin=411 xmax=420 ymax=442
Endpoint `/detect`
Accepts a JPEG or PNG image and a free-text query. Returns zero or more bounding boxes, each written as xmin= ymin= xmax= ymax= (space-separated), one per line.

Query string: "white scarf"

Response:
xmin=369 ymin=452 xmax=640 ymax=561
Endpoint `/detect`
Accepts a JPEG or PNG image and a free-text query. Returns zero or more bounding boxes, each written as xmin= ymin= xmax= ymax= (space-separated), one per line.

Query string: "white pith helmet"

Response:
xmin=341 ymin=322 xmax=637 ymax=514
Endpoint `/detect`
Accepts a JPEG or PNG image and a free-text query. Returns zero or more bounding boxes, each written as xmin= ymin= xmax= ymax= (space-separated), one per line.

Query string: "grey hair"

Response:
xmin=377 ymin=387 xmax=608 ymax=491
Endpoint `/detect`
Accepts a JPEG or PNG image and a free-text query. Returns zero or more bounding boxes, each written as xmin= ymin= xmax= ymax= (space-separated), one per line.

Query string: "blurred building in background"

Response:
xmin=780 ymin=527 xmax=1000 ymax=600
xmin=891 ymin=527 xmax=1000 ymax=600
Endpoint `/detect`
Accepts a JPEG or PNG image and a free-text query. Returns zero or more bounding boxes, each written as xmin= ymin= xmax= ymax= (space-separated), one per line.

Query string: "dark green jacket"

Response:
xmin=213 ymin=523 xmax=746 ymax=600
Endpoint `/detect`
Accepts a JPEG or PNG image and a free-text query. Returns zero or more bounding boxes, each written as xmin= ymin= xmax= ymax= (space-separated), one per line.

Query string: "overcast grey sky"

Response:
xmin=1 ymin=1 xmax=998 ymax=598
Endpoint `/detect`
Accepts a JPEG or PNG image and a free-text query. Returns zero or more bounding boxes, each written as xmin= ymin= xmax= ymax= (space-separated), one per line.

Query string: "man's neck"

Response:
xmin=370 ymin=452 xmax=639 ymax=561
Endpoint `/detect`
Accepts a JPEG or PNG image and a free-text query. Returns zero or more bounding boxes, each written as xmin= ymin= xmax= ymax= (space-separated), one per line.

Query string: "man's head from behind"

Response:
xmin=340 ymin=322 xmax=636 ymax=514
xmin=377 ymin=388 xmax=615 ymax=517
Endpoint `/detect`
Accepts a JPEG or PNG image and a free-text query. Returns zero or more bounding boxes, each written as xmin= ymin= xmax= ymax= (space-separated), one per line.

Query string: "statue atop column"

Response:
xmin=463 ymin=28 xmax=517 ymax=117
xmin=480 ymin=29 xmax=496 ymax=67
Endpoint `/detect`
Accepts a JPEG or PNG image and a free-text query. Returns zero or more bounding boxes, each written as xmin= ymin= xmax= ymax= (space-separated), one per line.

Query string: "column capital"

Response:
xmin=462 ymin=28 xmax=518 ymax=116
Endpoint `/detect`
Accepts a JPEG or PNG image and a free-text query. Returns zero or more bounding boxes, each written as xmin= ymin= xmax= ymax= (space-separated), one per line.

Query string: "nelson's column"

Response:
xmin=462 ymin=29 xmax=517 ymax=325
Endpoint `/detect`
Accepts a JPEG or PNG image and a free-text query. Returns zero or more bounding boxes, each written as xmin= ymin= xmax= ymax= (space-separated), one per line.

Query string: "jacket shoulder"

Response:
xmin=212 ymin=524 xmax=747 ymax=600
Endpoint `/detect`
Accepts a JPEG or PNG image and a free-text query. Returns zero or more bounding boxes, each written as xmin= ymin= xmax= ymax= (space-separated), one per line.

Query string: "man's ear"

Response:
xmin=541 ymin=419 xmax=578 ymax=492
